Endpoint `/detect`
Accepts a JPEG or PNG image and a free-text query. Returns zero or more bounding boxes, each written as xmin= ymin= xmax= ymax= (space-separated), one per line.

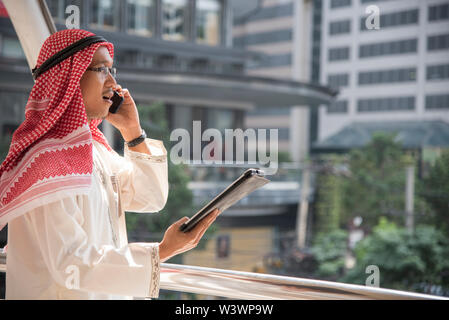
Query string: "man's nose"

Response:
xmin=106 ymin=72 xmax=117 ymax=86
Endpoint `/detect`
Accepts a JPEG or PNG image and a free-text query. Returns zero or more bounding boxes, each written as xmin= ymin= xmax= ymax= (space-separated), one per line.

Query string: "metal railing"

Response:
xmin=0 ymin=252 xmax=445 ymax=300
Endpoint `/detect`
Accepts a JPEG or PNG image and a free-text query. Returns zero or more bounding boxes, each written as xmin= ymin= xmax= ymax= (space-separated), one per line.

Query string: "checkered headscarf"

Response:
xmin=0 ymin=29 xmax=114 ymax=231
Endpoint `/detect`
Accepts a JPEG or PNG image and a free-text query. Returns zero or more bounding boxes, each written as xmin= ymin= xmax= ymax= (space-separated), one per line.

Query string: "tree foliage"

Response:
xmin=310 ymin=229 xmax=348 ymax=280
xmin=311 ymin=134 xmax=449 ymax=295
xmin=315 ymin=133 xmax=429 ymax=232
xmin=314 ymin=155 xmax=345 ymax=234
xmin=421 ymin=150 xmax=449 ymax=235
xmin=342 ymin=133 xmax=409 ymax=228
xmin=341 ymin=217 xmax=449 ymax=293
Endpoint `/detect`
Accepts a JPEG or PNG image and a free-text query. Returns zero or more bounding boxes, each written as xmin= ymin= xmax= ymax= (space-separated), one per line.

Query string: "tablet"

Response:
xmin=179 ymin=168 xmax=270 ymax=232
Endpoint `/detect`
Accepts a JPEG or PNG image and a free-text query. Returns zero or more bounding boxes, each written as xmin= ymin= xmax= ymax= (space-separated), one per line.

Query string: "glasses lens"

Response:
xmin=110 ymin=67 xmax=116 ymax=78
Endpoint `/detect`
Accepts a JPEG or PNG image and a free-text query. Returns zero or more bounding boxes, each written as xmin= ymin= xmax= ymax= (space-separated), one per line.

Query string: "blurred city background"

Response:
xmin=0 ymin=0 xmax=449 ymax=299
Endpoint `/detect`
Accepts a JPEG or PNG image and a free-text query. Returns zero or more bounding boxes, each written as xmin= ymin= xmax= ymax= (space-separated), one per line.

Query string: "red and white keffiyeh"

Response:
xmin=0 ymin=29 xmax=115 ymax=231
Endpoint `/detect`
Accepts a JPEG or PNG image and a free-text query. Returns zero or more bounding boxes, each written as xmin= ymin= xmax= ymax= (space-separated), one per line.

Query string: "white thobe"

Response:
xmin=5 ymin=138 xmax=169 ymax=300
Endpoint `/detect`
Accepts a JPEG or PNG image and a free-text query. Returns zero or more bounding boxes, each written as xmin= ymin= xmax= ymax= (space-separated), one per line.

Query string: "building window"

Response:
xmin=361 ymin=0 xmax=395 ymax=2
xmin=207 ymin=108 xmax=234 ymax=132
xmin=427 ymin=64 xmax=449 ymax=80
xmin=328 ymin=73 xmax=350 ymax=89
xmin=311 ymin=0 xmax=322 ymax=84
xmin=428 ymin=33 xmax=449 ymax=51
xmin=1 ymin=37 xmax=25 ymax=59
xmin=429 ymin=3 xmax=449 ymax=22
xmin=114 ymin=50 xmax=141 ymax=66
xmin=233 ymin=2 xmax=293 ymax=26
xmin=250 ymin=53 xmax=291 ymax=69
xmin=90 ymin=0 xmax=120 ymax=31
xmin=328 ymin=46 xmax=350 ymax=61
xmin=426 ymin=94 xmax=449 ymax=110
xmin=329 ymin=19 xmax=351 ymax=35
xmin=278 ymin=128 xmax=289 ymax=140
xmin=2 ymin=123 xmax=19 ymax=138
xmin=162 ymin=0 xmax=189 ymax=42
xmin=127 ymin=0 xmax=156 ymax=37
xmin=247 ymin=108 xmax=291 ymax=117
xmin=359 ymin=39 xmax=417 ymax=58
xmin=358 ymin=68 xmax=416 ymax=85
xmin=357 ymin=96 xmax=415 ymax=113
xmin=196 ymin=0 xmax=221 ymax=46
xmin=330 ymin=0 xmax=351 ymax=9
xmin=361 ymin=8 xmax=419 ymax=31
xmin=328 ymin=100 xmax=348 ymax=114
xmin=233 ymin=29 xmax=293 ymax=48
xmin=216 ymin=235 xmax=230 ymax=259
xmin=0 ymin=90 xmax=28 ymax=125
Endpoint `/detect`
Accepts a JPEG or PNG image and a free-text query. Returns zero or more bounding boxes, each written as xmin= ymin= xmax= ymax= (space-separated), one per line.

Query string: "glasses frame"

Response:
xmin=86 ymin=66 xmax=117 ymax=78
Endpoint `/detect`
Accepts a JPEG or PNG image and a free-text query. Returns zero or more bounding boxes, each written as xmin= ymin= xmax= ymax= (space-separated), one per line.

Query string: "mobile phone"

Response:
xmin=109 ymin=90 xmax=124 ymax=114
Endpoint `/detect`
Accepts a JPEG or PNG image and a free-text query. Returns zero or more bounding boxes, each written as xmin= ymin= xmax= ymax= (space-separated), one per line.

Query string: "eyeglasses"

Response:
xmin=86 ymin=66 xmax=117 ymax=78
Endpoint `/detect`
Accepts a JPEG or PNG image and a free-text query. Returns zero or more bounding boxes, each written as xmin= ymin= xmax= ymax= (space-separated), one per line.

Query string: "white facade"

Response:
xmin=319 ymin=0 xmax=449 ymax=141
xmin=234 ymin=0 xmax=314 ymax=161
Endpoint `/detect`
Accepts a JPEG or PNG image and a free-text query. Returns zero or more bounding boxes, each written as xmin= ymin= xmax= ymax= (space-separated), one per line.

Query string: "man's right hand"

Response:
xmin=158 ymin=209 xmax=220 ymax=262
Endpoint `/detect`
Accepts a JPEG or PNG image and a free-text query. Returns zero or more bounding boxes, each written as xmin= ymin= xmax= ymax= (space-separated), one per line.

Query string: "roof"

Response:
xmin=116 ymin=67 xmax=337 ymax=109
xmin=313 ymin=120 xmax=449 ymax=151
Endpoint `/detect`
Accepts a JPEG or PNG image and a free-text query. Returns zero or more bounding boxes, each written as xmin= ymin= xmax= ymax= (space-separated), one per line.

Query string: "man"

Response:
xmin=0 ymin=29 xmax=219 ymax=299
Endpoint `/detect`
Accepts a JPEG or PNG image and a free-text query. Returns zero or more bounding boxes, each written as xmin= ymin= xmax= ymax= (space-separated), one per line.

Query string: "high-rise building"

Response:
xmin=233 ymin=0 xmax=320 ymax=162
xmin=316 ymin=0 xmax=449 ymax=148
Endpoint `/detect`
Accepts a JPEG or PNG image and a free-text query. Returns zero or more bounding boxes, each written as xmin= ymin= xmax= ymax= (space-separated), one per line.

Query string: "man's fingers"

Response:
xmin=173 ymin=217 xmax=189 ymax=228
xmin=113 ymin=85 xmax=123 ymax=95
xmin=195 ymin=209 xmax=219 ymax=229
xmin=178 ymin=217 xmax=189 ymax=224
xmin=193 ymin=209 xmax=220 ymax=243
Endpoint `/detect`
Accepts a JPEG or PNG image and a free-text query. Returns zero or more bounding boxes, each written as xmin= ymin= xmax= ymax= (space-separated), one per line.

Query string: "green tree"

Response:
xmin=310 ymin=229 xmax=348 ymax=280
xmin=311 ymin=135 xmax=449 ymax=294
xmin=277 ymin=151 xmax=291 ymax=163
xmin=314 ymin=154 xmax=346 ymax=234
xmin=341 ymin=217 xmax=449 ymax=293
xmin=421 ymin=150 xmax=449 ymax=235
xmin=341 ymin=133 xmax=409 ymax=228
xmin=314 ymin=133 xmax=416 ymax=233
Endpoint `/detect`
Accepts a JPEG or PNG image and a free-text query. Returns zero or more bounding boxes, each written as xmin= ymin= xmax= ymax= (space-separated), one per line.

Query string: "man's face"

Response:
xmin=80 ymin=46 xmax=116 ymax=121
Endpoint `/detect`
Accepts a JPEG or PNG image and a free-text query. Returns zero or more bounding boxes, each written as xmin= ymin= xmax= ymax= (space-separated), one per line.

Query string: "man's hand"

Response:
xmin=158 ymin=209 xmax=221 ymax=262
xmin=105 ymin=84 xmax=142 ymax=142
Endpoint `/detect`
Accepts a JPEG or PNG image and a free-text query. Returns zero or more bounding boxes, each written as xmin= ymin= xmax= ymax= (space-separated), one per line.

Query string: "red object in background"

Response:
xmin=0 ymin=1 xmax=9 ymax=18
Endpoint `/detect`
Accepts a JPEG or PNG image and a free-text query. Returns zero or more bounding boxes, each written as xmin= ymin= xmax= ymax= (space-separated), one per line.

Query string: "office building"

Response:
xmin=315 ymin=0 xmax=449 ymax=151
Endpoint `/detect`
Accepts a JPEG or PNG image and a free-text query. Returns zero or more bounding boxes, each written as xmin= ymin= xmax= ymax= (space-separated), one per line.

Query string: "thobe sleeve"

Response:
xmin=114 ymin=138 xmax=169 ymax=213
xmin=26 ymin=196 xmax=160 ymax=298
